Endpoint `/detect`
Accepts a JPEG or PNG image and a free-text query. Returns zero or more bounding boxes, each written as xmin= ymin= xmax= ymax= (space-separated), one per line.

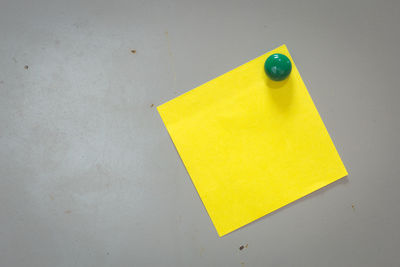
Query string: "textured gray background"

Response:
xmin=1 ymin=0 xmax=400 ymax=266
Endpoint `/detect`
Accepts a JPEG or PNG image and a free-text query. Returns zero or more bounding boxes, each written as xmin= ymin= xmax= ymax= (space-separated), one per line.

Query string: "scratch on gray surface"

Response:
xmin=73 ymin=19 xmax=89 ymax=29
xmin=165 ymin=31 xmax=177 ymax=91
xmin=200 ymin=247 xmax=204 ymax=257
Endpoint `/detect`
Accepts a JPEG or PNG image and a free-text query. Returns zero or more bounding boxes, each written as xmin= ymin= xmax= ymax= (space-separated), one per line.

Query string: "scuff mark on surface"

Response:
xmin=239 ymin=243 xmax=248 ymax=251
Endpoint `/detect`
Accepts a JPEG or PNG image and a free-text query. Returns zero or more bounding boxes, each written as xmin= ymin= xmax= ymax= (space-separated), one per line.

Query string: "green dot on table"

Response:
xmin=264 ymin=53 xmax=292 ymax=81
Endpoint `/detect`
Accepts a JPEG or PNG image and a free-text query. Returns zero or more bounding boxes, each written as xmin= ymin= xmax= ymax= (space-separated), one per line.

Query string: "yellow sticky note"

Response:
xmin=158 ymin=45 xmax=347 ymax=236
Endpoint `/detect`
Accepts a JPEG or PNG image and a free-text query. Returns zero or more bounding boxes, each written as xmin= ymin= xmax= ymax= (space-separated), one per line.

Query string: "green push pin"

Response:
xmin=264 ymin=53 xmax=292 ymax=81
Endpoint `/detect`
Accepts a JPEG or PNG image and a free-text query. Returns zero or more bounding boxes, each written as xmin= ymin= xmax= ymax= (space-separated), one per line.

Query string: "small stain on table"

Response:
xmin=239 ymin=243 xmax=248 ymax=251
xmin=131 ymin=50 xmax=136 ymax=54
xmin=24 ymin=65 xmax=29 ymax=70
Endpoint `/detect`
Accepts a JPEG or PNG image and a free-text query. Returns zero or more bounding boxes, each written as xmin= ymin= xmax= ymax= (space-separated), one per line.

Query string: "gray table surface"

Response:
xmin=1 ymin=0 xmax=400 ymax=266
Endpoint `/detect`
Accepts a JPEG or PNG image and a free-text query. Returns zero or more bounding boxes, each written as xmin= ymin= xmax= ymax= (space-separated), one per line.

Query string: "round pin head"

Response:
xmin=264 ymin=53 xmax=292 ymax=81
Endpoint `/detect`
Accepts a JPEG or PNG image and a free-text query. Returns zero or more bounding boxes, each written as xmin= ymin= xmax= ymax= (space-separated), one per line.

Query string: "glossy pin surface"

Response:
xmin=264 ymin=53 xmax=292 ymax=81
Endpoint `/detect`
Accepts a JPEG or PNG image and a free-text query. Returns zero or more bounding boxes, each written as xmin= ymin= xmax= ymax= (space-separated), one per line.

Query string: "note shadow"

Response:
xmin=233 ymin=176 xmax=349 ymax=235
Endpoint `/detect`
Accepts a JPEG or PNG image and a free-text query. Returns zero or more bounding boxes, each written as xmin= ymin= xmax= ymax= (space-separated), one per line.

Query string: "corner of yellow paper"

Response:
xmin=157 ymin=44 xmax=348 ymax=236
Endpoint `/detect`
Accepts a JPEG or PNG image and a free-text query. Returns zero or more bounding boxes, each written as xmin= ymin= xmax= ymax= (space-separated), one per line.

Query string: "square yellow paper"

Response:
xmin=158 ymin=45 xmax=347 ymax=236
